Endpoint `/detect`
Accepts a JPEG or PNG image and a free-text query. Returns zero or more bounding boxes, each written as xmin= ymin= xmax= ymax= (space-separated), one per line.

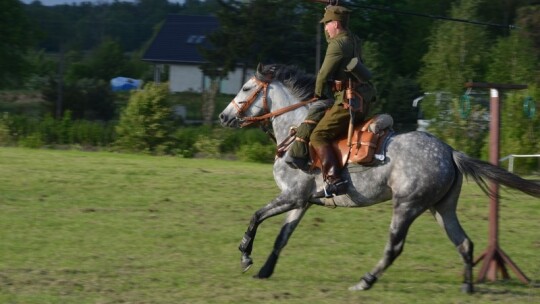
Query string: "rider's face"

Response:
xmin=324 ymin=21 xmax=339 ymax=38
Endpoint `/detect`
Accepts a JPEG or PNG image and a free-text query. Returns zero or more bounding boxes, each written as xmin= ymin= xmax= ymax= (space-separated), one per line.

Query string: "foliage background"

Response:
xmin=0 ymin=0 xmax=539 ymax=169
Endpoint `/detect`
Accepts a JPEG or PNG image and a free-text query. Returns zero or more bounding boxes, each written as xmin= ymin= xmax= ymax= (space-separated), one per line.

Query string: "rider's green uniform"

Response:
xmin=290 ymin=31 xmax=375 ymax=157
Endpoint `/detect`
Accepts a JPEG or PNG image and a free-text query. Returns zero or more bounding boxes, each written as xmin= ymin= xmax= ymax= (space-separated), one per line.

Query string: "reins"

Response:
xmin=230 ymin=76 xmax=318 ymax=128
xmin=241 ymin=97 xmax=319 ymax=127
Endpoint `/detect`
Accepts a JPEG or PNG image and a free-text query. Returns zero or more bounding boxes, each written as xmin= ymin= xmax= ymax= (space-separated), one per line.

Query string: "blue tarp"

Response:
xmin=110 ymin=77 xmax=142 ymax=92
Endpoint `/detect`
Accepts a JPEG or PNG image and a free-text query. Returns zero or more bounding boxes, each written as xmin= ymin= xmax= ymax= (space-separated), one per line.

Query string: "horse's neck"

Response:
xmin=269 ymin=85 xmax=308 ymax=143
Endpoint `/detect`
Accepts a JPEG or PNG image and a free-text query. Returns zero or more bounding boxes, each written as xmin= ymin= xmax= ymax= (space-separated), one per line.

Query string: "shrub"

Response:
xmin=236 ymin=142 xmax=275 ymax=163
xmin=170 ymin=127 xmax=206 ymax=158
xmin=115 ymin=82 xmax=177 ymax=154
xmin=0 ymin=112 xmax=115 ymax=148
xmin=19 ymin=133 xmax=44 ymax=149
xmin=193 ymin=134 xmax=222 ymax=158
xmin=71 ymin=120 xmax=116 ymax=146
xmin=220 ymin=128 xmax=273 ymax=153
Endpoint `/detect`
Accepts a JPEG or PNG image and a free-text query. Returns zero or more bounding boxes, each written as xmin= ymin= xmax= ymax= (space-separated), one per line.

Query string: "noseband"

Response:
xmin=230 ymin=76 xmax=270 ymax=127
xmin=229 ymin=76 xmax=318 ymax=128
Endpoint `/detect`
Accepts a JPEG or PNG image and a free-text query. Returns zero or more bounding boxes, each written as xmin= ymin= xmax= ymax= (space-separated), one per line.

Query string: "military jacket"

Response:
xmin=315 ymin=31 xmax=360 ymax=104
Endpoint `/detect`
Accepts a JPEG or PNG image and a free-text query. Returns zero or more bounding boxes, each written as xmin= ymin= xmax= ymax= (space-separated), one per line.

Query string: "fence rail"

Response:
xmin=499 ymin=154 xmax=540 ymax=173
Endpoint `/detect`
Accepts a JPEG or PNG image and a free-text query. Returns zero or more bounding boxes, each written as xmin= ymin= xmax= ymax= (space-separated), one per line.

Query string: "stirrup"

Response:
xmin=314 ymin=179 xmax=348 ymax=198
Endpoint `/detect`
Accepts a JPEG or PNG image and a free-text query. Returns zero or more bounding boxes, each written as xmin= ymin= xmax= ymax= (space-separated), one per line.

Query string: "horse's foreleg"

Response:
xmin=239 ymin=215 xmax=258 ymax=272
xmin=349 ymin=204 xmax=423 ymax=291
xmin=256 ymin=206 xmax=310 ymax=279
xmin=239 ymin=198 xmax=298 ymax=273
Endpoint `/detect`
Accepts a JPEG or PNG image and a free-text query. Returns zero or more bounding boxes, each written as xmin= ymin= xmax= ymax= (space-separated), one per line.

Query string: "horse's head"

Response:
xmin=219 ymin=63 xmax=275 ymax=128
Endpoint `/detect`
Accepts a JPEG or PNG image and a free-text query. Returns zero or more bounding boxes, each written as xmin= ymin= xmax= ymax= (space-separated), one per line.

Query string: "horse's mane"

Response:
xmin=261 ymin=64 xmax=315 ymax=101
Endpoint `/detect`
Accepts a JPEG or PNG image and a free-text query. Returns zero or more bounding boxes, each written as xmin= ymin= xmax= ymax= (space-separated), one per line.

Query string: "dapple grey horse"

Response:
xmin=219 ymin=64 xmax=540 ymax=293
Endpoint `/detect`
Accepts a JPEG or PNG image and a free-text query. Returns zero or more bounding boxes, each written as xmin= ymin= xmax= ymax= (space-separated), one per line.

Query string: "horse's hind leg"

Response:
xmin=256 ymin=206 xmax=310 ymax=279
xmin=349 ymin=202 xmax=425 ymax=291
xmin=430 ymin=174 xmax=474 ymax=293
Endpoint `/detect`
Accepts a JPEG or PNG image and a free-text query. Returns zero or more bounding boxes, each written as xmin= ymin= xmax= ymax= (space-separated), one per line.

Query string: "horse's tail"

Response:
xmin=452 ymin=150 xmax=540 ymax=198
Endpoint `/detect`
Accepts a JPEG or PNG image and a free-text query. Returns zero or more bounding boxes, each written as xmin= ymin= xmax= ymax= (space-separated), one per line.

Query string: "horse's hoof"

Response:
xmin=349 ymin=272 xmax=377 ymax=291
xmin=348 ymin=281 xmax=371 ymax=291
xmin=252 ymin=273 xmax=269 ymax=279
xmin=461 ymin=283 xmax=474 ymax=294
xmin=241 ymin=255 xmax=253 ymax=273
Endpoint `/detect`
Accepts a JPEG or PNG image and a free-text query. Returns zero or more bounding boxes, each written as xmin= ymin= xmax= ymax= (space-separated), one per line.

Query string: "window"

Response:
xmin=186 ymin=35 xmax=206 ymax=44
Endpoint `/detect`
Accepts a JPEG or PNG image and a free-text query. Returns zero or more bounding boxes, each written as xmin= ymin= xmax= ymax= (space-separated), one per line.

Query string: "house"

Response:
xmin=142 ymin=14 xmax=250 ymax=95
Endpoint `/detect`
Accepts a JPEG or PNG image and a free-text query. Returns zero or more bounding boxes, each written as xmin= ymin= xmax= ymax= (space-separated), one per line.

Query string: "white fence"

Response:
xmin=499 ymin=154 xmax=540 ymax=173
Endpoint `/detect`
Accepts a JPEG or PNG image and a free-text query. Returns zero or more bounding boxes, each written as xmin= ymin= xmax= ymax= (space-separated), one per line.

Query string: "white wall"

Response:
xmin=168 ymin=64 xmax=253 ymax=95
xmin=169 ymin=65 xmax=203 ymax=93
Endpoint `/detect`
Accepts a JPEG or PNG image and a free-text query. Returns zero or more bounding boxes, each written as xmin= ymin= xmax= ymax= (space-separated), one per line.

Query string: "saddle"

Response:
xmin=309 ymin=114 xmax=394 ymax=169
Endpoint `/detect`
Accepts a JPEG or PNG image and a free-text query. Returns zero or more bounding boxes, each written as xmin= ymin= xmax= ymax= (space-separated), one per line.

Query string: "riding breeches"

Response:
xmin=310 ymin=102 xmax=364 ymax=148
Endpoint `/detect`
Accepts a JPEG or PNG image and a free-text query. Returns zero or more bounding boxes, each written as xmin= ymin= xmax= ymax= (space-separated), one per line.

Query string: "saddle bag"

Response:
xmin=309 ymin=114 xmax=394 ymax=168
xmin=350 ymin=127 xmax=379 ymax=163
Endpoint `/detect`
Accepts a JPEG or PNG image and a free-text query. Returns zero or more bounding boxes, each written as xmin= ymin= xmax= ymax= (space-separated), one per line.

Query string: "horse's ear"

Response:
xmin=255 ymin=63 xmax=269 ymax=82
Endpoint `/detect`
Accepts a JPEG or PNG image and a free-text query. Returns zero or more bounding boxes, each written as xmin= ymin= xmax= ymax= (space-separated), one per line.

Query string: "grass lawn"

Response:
xmin=0 ymin=147 xmax=539 ymax=303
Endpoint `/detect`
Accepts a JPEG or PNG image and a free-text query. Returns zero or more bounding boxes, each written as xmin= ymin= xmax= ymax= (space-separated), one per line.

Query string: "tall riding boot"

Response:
xmin=284 ymin=120 xmax=317 ymax=171
xmin=313 ymin=144 xmax=348 ymax=198
xmin=284 ymin=99 xmax=333 ymax=171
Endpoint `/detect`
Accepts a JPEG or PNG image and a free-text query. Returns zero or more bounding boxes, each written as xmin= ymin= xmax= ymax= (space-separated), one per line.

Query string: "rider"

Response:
xmin=285 ymin=5 xmax=376 ymax=198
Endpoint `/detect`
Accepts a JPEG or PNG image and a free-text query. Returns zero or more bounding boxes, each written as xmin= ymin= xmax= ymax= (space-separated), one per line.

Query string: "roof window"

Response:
xmin=187 ymin=35 xmax=206 ymax=44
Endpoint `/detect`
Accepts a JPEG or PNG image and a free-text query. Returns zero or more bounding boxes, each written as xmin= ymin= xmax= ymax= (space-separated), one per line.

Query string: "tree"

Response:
xmin=484 ymin=26 xmax=539 ymax=171
xmin=199 ymin=69 xmax=222 ymax=126
xmin=418 ymin=0 xmax=488 ymax=95
xmin=42 ymin=78 xmax=116 ymax=120
xmin=486 ymin=31 xmax=537 ymax=85
xmin=514 ymin=4 xmax=540 ymax=82
xmin=66 ymin=38 xmax=131 ymax=82
xmin=349 ymin=0 xmax=457 ymax=77
xmin=417 ymin=0 xmax=490 ymax=156
xmin=202 ymin=0 xmax=315 ymax=75
xmin=0 ymin=0 xmax=36 ymax=88
xmin=496 ymin=90 xmax=540 ymax=172
xmin=199 ymin=0 xmax=316 ymax=126
xmin=38 ymin=39 xmax=135 ymax=120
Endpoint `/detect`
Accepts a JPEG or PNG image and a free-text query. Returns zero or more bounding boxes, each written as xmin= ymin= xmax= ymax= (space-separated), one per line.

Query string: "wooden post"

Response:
xmin=464 ymin=82 xmax=529 ymax=284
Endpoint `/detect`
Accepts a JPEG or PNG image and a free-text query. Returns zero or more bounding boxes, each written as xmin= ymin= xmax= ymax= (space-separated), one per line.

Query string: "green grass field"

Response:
xmin=0 ymin=147 xmax=539 ymax=304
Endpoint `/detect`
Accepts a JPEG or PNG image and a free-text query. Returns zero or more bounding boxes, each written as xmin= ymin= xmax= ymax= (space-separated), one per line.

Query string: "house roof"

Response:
xmin=142 ymin=14 xmax=218 ymax=64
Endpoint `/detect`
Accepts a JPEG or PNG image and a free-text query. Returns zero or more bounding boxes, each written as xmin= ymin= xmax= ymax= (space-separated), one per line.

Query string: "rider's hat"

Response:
xmin=320 ymin=6 xmax=351 ymax=24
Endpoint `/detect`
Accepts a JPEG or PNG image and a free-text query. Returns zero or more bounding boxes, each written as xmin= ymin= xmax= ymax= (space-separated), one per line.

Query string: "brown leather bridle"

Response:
xmin=229 ymin=76 xmax=318 ymax=128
